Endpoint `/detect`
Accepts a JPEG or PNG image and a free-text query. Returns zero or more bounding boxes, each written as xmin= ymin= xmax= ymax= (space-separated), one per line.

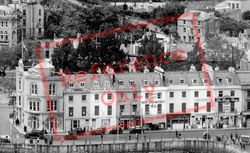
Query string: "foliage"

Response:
xmin=220 ymin=17 xmax=250 ymax=37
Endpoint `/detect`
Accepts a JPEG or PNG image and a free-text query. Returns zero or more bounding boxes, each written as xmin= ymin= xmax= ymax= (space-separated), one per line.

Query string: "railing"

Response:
xmin=0 ymin=139 xmax=245 ymax=153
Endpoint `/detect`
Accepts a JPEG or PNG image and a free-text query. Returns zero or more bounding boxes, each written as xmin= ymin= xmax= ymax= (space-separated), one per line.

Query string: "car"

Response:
xmin=0 ymin=135 xmax=11 ymax=143
xmin=63 ymin=133 xmax=77 ymax=140
xmin=24 ymin=131 xmax=46 ymax=139
xmin=109 ymin=128 xmax=123 ymax=134
xmin=241 ymin=135 xmax=250 ymax=144
xmin=129 ymin=126 xmax=144 ymax=134
xmin=91 ymin=128 xmax=106 ymax=135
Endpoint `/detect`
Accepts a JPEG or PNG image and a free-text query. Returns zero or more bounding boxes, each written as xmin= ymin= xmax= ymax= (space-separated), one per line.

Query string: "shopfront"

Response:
xmin=215 ymin=95 xmax=241 ymax=128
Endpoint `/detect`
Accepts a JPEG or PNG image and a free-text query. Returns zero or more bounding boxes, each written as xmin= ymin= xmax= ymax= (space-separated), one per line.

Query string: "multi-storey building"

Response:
xmin=16 ymin=60 xmax=64 ymax=132
xmin=21 ymin=1 xmax=44 ymax=39
xmin=177 ymin=10 xmax=220 ymax=43
xmin=64 ymin=74 xmax=118 ymax=132
xmin=0 ymin=5 xmax=17 ymax=47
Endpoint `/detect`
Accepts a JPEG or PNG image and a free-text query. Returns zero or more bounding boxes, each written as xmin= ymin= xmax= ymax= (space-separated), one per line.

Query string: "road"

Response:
xmin=0 ymin=103 xmax=24 ymax=143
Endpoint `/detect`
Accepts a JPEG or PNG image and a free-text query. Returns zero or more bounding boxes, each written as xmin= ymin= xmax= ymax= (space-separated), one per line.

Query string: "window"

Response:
xmin=33 ymin=102 xmax=36 ymax=111
xmin=5 ymin=22 xmax=7 ymax=27
xmin=145 ymin=93 xmax=149 ymax=99
xmin=95 ymin=106 xmax=99 ymax=116
xmin=47 ymin=100 xmax=57 ymax=111
xmin=38 ymin=18 xmax=41 ymax=25
xmin=169 ymin=80 xmax=173 ymax=84
xmin=236 ymin=3 xmax=239 ymax=9
xmin=207 ymin=91 xmax=211 ymax=97
xmin=231 ymin=102 xmax=235 ymax=112
xmin=69 ymin=82 xmax=74 ymax=87
xmin=69 ymin=96 xmax=73 ymax=102
xmin=105 ymin=81 xmax=110 ymax=87
xmin=23 ymin=10 xmax=26 ymax=16
xmin=154 ymin=80 xmax=159 ymax=85
xmin=38 ymin=28 xmax=42 ymax=34
xmin=120 ymin=105 xmax=125 ymax=113
xmin=107 ymin=106 xmax=112 ymax=115
xmin=157 ymin=93 xmax=162 ymax=99
xmin=217 ymin=78 xmax=222 ymax=84
xmin=145 ymin=104 xmax=149 ymax=115
xmin=218 ymin=102 xmax=223 ymax=112
xmin=49 ymin=84 xmax=56 ymax=95
xmin=143 ymin=80 xmax=149 ymax=86
xmin=31 ymin=83 xmax=38 ymax=95
xmin=170 ymin=92 xmax=174 ymax=98
xmin=157 ymin=104 xmax=162 ymax=114
xmin=82 ymin=95 xmax=87 ymax=101
xmin=107 ymin=93 xmax=112 ymax=100
xmin=183 ymin=20 xmax=186 ymax=24
xmin=182 ymin=92 xmax=186 ymax=98
xmin=19 ymin=96 xmax=21 ymax=106
xmin=71 ymin=120 xmax=80 ymax=129
xmin=231 ymin=91 xmax=235 ymax=97
xmin=132 ymin=105 xmax=137 ymax=113
xmin=179 ymin=79 xmax=185 ymax=84
xmin=194 ymin=103 xmax=199 ymax=112
xmin=182 ymin=103 xmax=186 ymax=113
xmin=118 ymin=80 xmax=124 ymax=85
xmin=82 ymin=106 xmax=86 ymax=116
xmin=45 ymin=50 xmax=50 ymax=58
xmin=80 ymin=82 xmax=85 ymax=87
xmin=38 ymin=9 xmax=42 ymax=16
xmin=192 ymin=79 xmax=197 ymax=84
xmin=247 ymin=102 xmax=250 ymax=111
xmin=30 ymin=101 xmax=32 ymax=110
xmin=247 ymin=91 xmax=250 ymax=97
xmin=93 ymin=81 xmax=99 ymax=87
xmin=194 ymin=91 xmax=199 ymax=97
xmin=169 ymin=103 xmax=174 ymax=113
xmin=232 ymin=3 xmax=235 ymax=9
xmin=219 ymin=91 xmax=223 ymax=97
xmin=95 ymin=94 xmax=99 ymax=101
xmin=69 ymin=107 xmax=73 ymax=117
xmin=198 ymin=21 xmax=200 ymax=25
xmin=183 ymin=27 xmax=186 ymax=32
xmin=203 ymin=79 xmax=209 ymax=84
xmin=227 ymin=78 xmax=232 ymax=84
xmin=207 ymin=102 xmax=211 ymax=112
xmin=18 ymin=78 xmax=21 ymax=90
xmin=129 ymin=80 xmax=135 ymax=85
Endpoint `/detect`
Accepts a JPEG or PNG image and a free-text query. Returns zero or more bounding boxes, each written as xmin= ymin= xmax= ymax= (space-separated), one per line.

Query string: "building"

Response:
xmin=215 ymin=0 xmax=250 ymax=14
xmin=177 ymin=10 xmax=220 ymax=43
xmin=16 ymin=60 xmax=64 ymax=132
xmin=63 ymin=74 xmax=118 ymax=132
xmin=21 ymin=1 xmax=44 ymax=39
xmin=0 ymin=5 xmax=17 ymax=47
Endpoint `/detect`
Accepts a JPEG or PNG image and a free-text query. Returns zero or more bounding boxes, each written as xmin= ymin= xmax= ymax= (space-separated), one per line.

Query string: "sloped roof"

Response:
xmin=33 ymin=61 xmax=55 ymax=69
xmin=0 ymin=5 xmax=13 ymax=16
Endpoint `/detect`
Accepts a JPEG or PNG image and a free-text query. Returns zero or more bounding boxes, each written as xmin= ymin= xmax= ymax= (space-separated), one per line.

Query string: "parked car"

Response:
xmin=109 ymin=128 xmax=123 ymax=134
xmin=0 ymin=135 xmax=11 ymax=143
xmin=129 ymin=126 xmax=144 ymax=134
xmin=24 ymin=131 xmax=46 ymax=139
xmin=63 ymin=133 xmax=77 ymax=140
xmin=91 ymin=128 xmax=106 ymax=135
xmin=241 ymin=135 xmax=250 ymax=144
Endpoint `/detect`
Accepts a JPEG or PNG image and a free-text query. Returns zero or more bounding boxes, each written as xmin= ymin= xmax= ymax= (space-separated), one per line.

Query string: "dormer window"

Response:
xmin=217 ymin=78 xmax=222 ymax=84
xmin=226 ymin=78 xmax=232 ymax=84
xmin=154 ymin=80 xmax=159 ymax=85
xmin=143 ymin=80 xmax=149 ymax=86
xmin=69 ymin=82 xmax=74 ymax=88
xmin=129 ymin=80 xmax=135 ymax=86
xmin=118 ymin=80 xmax=124 ymax=85
xmin=203 ymin=79 xmax=209 ymax=84
xmin=169 ymin=80 xmax=174 ymax=84
xmin=192 ymin=79 xmax=197 ymax=84
xmin=179 ymin=79 xmax=185 ymax=84
xmin=93 ymin=81 xmax=99 ymax=87
xmin=105 ymin=81 xmax=110 ymax=87
xmin=80 ymin=82 xmax=85 ymax=87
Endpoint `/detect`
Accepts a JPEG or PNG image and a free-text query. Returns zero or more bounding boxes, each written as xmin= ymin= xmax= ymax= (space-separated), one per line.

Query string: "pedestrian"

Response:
xmin=175 ymin=130 xmax=178 ymax=138
xmin=178 ymin=133 xmax=181 ymax=139
xmin=230 ymin=133 xmax=233 ymax=140
xmin=129 ymin=135 xmax=131 ymax=140
xmin=24 ymin=126 xmax=27 ymax=132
